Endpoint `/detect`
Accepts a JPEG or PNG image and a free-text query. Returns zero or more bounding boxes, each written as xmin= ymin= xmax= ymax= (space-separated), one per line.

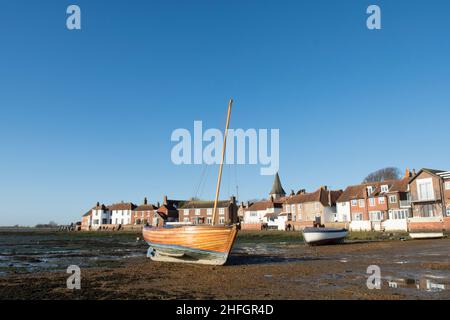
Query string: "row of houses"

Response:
xmin=81 ymin=168 xmax=450 ymax=232
xmin=81 ymin=196 xmax=239 ymax=230
xmin=241 ymin=169 xmax=450 ymax=232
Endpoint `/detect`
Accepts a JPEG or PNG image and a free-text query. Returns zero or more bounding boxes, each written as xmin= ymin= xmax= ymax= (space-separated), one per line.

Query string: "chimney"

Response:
xmin=412 ymin=169 xmax=417 ymax=177
xmin=230 ymin=196 xmax=236 ymax=205
xmin=321 ymin=185 xmax=328 ymax=191
xmin=297 ymin=189 xmax=306 ymax=195
xmin=157 ymin=201 xmax=160 ymax=208
xmin=163 ymin=195 xmax=168 ymax=205
xmin=405 ymin=167 xmax=411 ymax=178
xmin=290 ymin=190 xmax=295 ymax=196
xmin=96 ymin=201 xmax=100 ymax=207
xmin=328 ymin=190 xmax=332 ymax=206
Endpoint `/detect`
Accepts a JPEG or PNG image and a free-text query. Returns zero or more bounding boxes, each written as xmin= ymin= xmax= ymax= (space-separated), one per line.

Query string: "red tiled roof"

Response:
xmin=179 ymin=200 xmax=230 ymax=209
xmin=245 ymin=200 xmax=283 ymax=211
xmin=337 ymin=179 xmax=405 ymax=202
xmin=108 ymin=202 xmax=137 ymax=211
xmin=285 ymin=188 xmax=343 ymax=206
xmin=135 ymin=204 xmax=157 ymax=211
xmin=386 ymin=177 xmax=410 ymax=193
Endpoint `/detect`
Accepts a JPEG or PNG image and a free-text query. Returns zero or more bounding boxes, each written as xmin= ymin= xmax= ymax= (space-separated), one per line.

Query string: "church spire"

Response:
xmin=269 ymin=172 xmax=286 ymax=199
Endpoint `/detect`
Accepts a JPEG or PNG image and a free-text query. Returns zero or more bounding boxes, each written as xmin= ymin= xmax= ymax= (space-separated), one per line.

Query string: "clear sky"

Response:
xmin=1 ymin=0 xmax=449 ymax=226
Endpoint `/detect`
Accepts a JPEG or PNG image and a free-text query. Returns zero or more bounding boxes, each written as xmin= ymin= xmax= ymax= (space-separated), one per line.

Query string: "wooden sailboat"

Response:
xmin=143 ymin=99 xmax=238 ymax=265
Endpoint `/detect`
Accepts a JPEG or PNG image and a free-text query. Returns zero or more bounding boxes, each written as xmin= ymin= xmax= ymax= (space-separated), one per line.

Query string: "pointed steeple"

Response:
xmin=269 ymin=172 xmax=286 ymax=199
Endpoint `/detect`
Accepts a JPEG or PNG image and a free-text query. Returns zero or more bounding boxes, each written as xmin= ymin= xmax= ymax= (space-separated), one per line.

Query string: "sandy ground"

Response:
xmin=0 ymin=238 xmax=449 ymax=300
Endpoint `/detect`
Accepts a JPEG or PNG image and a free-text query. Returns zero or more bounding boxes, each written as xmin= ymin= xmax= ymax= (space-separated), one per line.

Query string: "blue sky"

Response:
xmin=1 ymin=0 xmax=449 ymax=225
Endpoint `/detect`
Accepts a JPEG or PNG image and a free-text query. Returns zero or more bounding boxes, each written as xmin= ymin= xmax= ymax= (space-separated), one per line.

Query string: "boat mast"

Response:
xmin=212 ymin=98 xmax=233 ymax=225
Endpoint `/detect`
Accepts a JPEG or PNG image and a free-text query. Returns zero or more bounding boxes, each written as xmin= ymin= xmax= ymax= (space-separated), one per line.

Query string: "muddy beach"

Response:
xmin=0 ymin=230 xmax=449 ymax=300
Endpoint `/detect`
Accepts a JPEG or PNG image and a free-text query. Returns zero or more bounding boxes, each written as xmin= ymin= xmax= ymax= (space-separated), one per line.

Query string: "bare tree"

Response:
xmin=363 ymin=167 xmax=402 ymax=183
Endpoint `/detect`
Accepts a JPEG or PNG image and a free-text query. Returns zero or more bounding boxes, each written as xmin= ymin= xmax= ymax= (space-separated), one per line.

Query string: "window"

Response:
xmin=285 ymin=205 xmax=291 ymax=213
xmin=352 ymin=213 xmax=363 ymax=221
xmin=219 ymin=208 xmax=225 ymax=216
xmin=369 ymin=198 xmax=375 ymax=207
xmin=389 ymin=195 xmax=397 ymax=204
xmin=298 ymin=204 xmax=302 ymax=212
xmin=250 ymin=212 xmax=257 ymax=217
xmin=207 ymin=208 xmax=213 ymax=216
xmin=359 ymin=199 xmax=365 ymax=208
xmin=417 ymin=178 xmax=434 ymax=201
xmin=446 ymin=206 xmax=450 ymax=217
xmin=389 ymin=209 xmax=409 ymax=220
xmin=445 ymin=181 xmax=450 ymax=190
xmin=93 ymin=219 xmax=99 ymax=225
xmin=367 ymin=186 xmax=374 ymax=195
xmin=381 ymin=185 xmax=389 ymax=193
xmin=351 ymin=200 xmax=357 ymax=206
xmin=420 ymin=204 xmax=435 ymax=217
xmin=195 ymin=209 xmax=201 ymax=216
xmin=102 ymin=219 xmax=108 ymax=224
xmin=369 ymin=211 xmax=383 ymax=221
xmin=219 ymin=217 xmax=225 ymax=224
xmin=207 ymin=217 xmax=212 ymax=224
xmin=379 ymin=197 xmax=385 ymax=204
xmin=291 ymin=205 xmax=296 ymax=214
xmin=183 ymin=217 xmax=190 ymax=222
xmin=184 ymin=209 xmax=190 ymax=216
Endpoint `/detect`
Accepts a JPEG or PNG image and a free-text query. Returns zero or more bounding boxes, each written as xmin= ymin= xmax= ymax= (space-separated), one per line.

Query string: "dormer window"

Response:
xmin=367 ymin=186 xmax=374 ymax=195
xmin=381 ymin=185 xmax=389 ymax=193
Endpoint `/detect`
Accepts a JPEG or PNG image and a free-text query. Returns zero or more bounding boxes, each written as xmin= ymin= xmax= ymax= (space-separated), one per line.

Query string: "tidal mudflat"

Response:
xmin=0 ymin=230 xmax=448 ymax=299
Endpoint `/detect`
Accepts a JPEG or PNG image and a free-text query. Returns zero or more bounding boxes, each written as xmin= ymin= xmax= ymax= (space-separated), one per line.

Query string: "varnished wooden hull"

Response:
xmin=142 ymin=225 xmax=238 ymax=265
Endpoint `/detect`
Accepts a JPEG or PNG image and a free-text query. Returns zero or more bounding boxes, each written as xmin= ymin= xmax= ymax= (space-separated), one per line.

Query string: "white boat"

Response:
xmin=409 ymin=232 xmax=444 ymax=240
xmin=302 ymin=227 xmax=348 ymax=246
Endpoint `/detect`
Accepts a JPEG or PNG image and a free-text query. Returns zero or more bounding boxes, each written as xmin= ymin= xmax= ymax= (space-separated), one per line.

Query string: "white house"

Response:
xmin=91 ymin=203 xmax=111 ymax=228
xmin=336 ymin=201 xmax=351 ymax=223
xmin=243 ymin=200 xmax=285 ymax=230
xmin=109 ymin=202 xmax=137 ymax=225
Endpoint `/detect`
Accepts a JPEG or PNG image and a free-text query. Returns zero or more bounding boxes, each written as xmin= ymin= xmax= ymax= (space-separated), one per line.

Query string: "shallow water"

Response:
xmin=0 ymin=231 xmax=147 ymax=275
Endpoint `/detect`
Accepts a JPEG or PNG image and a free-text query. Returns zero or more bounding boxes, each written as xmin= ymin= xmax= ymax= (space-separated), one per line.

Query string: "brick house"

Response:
xmin=155 ymin=196 xmax=184 ymax=224
xmin=81 ymin=210 xmax=92 ymax=231
xmin=178 ymin=196 xmax=238 ymax=225
xmin=408 ymin=168 xmax=450 ymax=231
xmin=337 ymin=181 xmax=391 ymax=231
xmin=383 ymin=177 xmax=412 ymax=231
xmin=132 ymin=197 xmax=158 ymax=226
xmin=284 ymin=186 xmax=343 ymax=230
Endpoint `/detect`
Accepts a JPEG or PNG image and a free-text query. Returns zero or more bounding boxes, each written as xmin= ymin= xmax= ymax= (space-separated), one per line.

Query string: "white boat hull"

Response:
xmin=409 ymin=232 xmax=444 ymax=240
xmin=302 ymin=228 xmax=348 ymax=246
